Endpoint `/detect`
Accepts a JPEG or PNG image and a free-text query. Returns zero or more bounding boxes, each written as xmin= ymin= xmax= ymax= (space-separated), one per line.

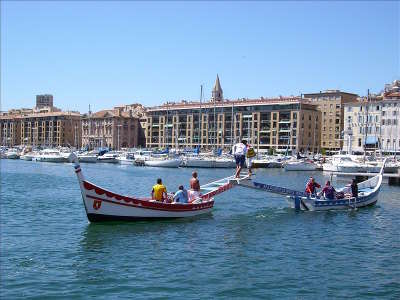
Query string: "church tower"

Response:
xmin=211 ymin=74 xmax=223 ymax=102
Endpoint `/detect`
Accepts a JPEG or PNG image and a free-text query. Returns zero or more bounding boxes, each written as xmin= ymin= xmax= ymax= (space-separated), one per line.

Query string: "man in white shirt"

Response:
xmin=232 ymin=140 xmax=247 ymax=178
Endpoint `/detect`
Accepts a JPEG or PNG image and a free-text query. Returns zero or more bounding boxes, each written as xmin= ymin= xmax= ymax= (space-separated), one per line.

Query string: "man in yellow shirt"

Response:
xmin=151 ymin=178 xmax=167 ymax=201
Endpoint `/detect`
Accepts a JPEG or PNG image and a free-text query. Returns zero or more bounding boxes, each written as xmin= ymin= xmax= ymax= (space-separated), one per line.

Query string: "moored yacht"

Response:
xmin=33 ymin=149 xmax=65 ymax=162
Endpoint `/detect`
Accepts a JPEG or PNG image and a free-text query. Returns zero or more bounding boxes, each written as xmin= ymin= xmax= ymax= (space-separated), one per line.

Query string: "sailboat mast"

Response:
xmin=231 ymin=101 xmax=234 ymax=147
xmin=166 ymin=102 xmax=169 ymax=149
xmin=364 ymin=90 xmax=369 ymax=161
xmin=199 ymin=85 xmax=203 ymax=150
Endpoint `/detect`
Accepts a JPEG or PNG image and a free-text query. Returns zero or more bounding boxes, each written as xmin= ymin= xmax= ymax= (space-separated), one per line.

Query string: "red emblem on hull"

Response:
xmin=93 ymin=200 xmax=102 ymax=210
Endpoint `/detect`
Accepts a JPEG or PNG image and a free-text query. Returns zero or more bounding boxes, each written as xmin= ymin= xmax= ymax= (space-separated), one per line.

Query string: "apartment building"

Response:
xmin=303 ymin=90 xmax=358 ymax=152
xmin=343 ymin=98 xmax=400 ymax=154
xmin=81 ymin=107 xmax=141 ymax=150
xmin=145 ymin=97 xmax=321 ymax=153
xmin=0 ymin=114 xmax=21 ymax=146
xmin=0 ymin=101 xmax=81 ymax=148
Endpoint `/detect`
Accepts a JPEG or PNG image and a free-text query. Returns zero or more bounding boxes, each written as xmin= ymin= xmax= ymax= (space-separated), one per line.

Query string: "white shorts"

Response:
xmin=188 ymin=190 xmax=201 ymax=203
xmin=246 ymin=157 xmax=254 ymax=168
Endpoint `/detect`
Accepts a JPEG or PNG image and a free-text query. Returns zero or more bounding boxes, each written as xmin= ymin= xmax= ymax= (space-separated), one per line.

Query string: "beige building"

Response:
xmin=0 ymin=114 xmax=21 ymax=146
xmin=343 ymin=98 xmax=400 ymax=154
xmin=81 ymin=106 xmax=142 ymax=150
xmin=303 ymin=90 xmax=358 ymax=152
xmin=1 ymin=110 xmax=82 ymax=148
xmin=145 ymin=96 xmax=321 ymax=153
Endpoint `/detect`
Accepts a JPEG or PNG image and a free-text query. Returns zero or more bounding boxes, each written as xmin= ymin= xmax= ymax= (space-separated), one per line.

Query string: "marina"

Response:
xmin=2 ymin=158 xmax=400 ymax=298
xmin=1 ymin=1 xmax=399 ymax=298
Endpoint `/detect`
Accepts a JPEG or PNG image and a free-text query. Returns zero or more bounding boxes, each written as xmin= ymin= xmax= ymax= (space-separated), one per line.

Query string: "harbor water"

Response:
xmin=1 ymin=159 xmax=400 ymax=299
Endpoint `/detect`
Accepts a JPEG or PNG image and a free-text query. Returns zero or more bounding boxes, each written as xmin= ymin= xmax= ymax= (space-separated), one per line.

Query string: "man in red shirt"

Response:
xmin=305 ymin=177 xmax=321 ymax=196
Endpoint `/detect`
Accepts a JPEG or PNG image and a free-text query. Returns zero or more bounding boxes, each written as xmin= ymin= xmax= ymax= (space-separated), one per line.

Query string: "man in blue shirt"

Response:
xmin=173 ymin=185 xmax=188 ymax=203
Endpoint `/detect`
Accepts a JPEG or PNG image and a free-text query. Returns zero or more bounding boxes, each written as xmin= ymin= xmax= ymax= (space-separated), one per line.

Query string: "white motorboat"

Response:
xmin=77 ymin=151 xmax=98 ymax=163
xmin=33 ymin=149 xmax=65 ymax=163
xmin=336 ymin=159 xmax=366 ymax=173
xmin=134 ymin=150 xmax=152 ymax=165
xmin=5 ymin=149 xmax=20 ymax=159
xmin=322 ymin=155 xmax=363 ymax=172
xmin=116 ymin=152 xmax=135 ymax=165
xmin=283 ymin=159 xmax=318 ymax=171
xmin=214 ymin=157 xmax=236 ymax=168
xmin=183 ymin=156 xmax=215 ymax=168
xmin=20 ymin=152 xmax=37 ymax=161
xmin=182 ymin=155 xmax=236 ymax=168
xmin=97 ymin=152 xmax=119 ymax=163
xmin=144 ymin=156 xmax=182 ymax=168
xmin=251 ymin=155 xmax=284 ymax=168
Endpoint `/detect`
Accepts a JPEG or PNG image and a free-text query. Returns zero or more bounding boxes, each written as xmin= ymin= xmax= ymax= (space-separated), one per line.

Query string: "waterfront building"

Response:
xmin=343 ymin=97 xmax=400 ymax=154
xmin=0 ymin=114 xmax=21 ymax=147
xmin=145 ymin=93 xmax=321 ymax=153
xmin=81 ymin=106 xmax=142 ymax=150
xmin=1 ymin=110 xmax=82 ymax=148
xmin=0 ymin=97 xmax=81 ymax=148
xmin=303 ymin=90 xmax=358 ymax=152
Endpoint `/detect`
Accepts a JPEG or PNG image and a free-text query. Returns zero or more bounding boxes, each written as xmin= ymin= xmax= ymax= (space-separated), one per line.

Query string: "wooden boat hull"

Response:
xmin=69 ymin=154 xmax=216 ymax=222
xmin=285 ymin=189 xmax=379 ymax=211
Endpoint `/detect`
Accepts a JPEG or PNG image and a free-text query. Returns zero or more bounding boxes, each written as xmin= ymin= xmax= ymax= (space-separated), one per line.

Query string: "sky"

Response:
xmin=1 ymin=1 xmax=399 ymax=113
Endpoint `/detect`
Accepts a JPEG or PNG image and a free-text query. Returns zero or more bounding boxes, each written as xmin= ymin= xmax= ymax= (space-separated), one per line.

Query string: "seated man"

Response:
xmin=321 ymin=180 xmax=336 ymax=200
xmin=151 ymin=178 xmax=167 ymax=202
xmin=173 ymin=185 xmax=188 ymax=203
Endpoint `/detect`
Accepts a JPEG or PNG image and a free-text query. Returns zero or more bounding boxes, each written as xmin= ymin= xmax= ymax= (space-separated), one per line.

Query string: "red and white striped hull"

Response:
xmin=81 ymin=180 xmax=214 ymax=222
xmin=71 ymin=157 xmax=215 ymax=222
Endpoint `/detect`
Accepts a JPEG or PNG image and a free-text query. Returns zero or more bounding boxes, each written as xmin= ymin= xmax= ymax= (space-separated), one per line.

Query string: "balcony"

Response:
xmin=279 ymin=119 xmax=291 ymax=123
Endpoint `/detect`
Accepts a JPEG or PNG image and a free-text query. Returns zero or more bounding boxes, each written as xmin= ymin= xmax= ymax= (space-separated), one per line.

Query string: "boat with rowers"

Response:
xmin=238 ymin=160 xmax=385 ymax=211
xmin=69 ymin=153 xmax=247 ymax=222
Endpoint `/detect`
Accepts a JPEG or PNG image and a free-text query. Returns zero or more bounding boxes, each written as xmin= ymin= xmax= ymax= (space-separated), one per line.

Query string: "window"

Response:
xmin=336 ymin=119 xmax=340 ymax=124
xmin=376 ymin=106 xmax=380 ymax=111
xmin=347 ymin=107 xmax=352 ymax=112
xmin=382 ymin=119 xmax=385 ymax=125
xmin=393 ymin=111 xmax=397 ymax=116
xmin=382 ymin=111 xmax=386 ymax=116
xmin=336 ymin=104 xmax=340 ymax=109
xmin=309 ymin=115 xmax=311 ymax=121
xmin=358 ymin=138 xmax=361 ymax=147
xmin=330 ymin=104 xmax=333 ymax=109
xmin=394 ymin=119 xmax=398 ymax=125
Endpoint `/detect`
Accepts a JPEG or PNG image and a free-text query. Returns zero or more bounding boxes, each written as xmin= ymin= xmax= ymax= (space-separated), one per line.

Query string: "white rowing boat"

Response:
xmin=69 ymin=153 xmax=243 ymax=222
xmin=238 ymin=160 xmax=385 ymax=211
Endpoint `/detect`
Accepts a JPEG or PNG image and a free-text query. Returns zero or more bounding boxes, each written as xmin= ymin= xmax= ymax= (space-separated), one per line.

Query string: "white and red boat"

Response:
xmin=69 ymin=153 xmax=240 ymax=222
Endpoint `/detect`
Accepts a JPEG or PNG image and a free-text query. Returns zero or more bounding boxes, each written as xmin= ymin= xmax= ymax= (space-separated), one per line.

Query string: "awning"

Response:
xmin=365 ymin=136 xmax=378 ymax=145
